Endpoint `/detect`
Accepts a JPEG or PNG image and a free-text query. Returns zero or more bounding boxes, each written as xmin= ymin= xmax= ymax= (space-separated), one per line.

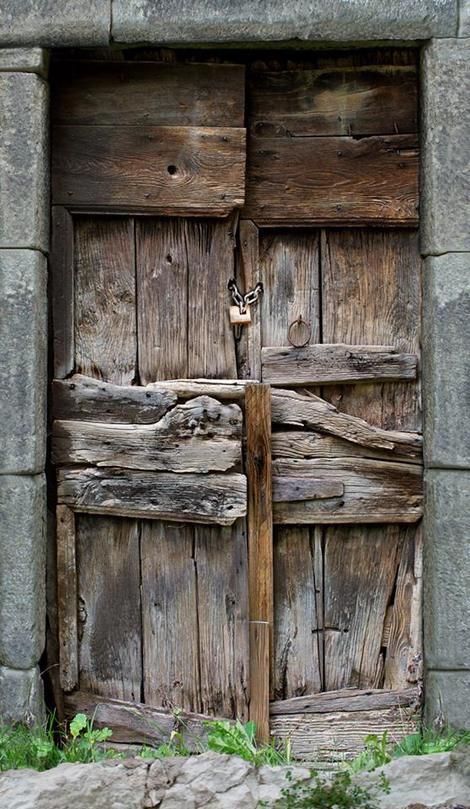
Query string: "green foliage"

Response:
xmin=206 ymin=719 xmax=290 ymax=766
xmin=349 ymin=727 xmax=470 ymax=774
xmin=348 ymin=732 xmax=392 ymax=773
xmin=138 ymin=729 xmax=191 ymax=760
xmin=267 ymin=769 xmax=380 ymax=809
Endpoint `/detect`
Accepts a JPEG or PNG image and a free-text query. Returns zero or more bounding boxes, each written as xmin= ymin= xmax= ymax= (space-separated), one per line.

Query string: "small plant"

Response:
xmin=63 ymin=713 xmax=115 ymax=764
xmin=392 ymin=727 xmax=470 ymax=758
xmin=268 ymin=768 xmax=380 ymax=809
xmin=206 ymin=719 xmax=290 ymax=766
xmin=138 ymin=729 xmax=191 ymax=760
xmin=348 ymin=731 xmax=392 ymax=773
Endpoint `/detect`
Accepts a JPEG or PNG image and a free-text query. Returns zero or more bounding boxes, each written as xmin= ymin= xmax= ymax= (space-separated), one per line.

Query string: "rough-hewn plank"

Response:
xmin=53 ymin=126 xmax=246 ymax=213
xmin=272 ymin=431 xmax=422 ymax=465
xmin=249 ymin=621 xmax=270 ymax=742
xmin=64 ymin=691 xmax=216 ymax=750
xmin=260 ymin=231 xmax=320 ymax=347
xmin=76 ymin=515 xmax=141 ymax=701
xmin=270 ymin=686 xmax=420 ymax=716
xmin=56 ymin=505 xmax=78 ymax=692
xmin=51 ymin=207 xmax=74 ymax=378
xmin=52 ymin=62 xmax=245 ymax=127
xmin=52 ymin=396 xmax=243 ymax=473
xmin=262 ymin=344 xmax=417 ymax=386
xmin=195 ymin=522 xmax=250 ymax=719
xmin=321 ymin=230 xmax=422 ymax=432
xmin=272 ymin=476 xmax=343 ymax=502
xmin=141 ymin=521 xmax=200 ymax=712
xmin=248 ymin=60 xmax=417 ymax=137
xmin=52 ymin=375 xmax=177 ymax=424
xmin=151 ymin=378 xmax=248 ymax=401
xmin=236 ymin=220 xmax=262 ymax=380
xmin=272 ymin=458 xmax=422 ymax=524
xmin=273 ymin=527 xmax=323 ymax=700
xmin=58 ymin=468 xmax=247 ymax=526
xmin=271 ymin=389 xmax=422 ymax=458
xmin=74 ymin=217 xmax=136 ymax=385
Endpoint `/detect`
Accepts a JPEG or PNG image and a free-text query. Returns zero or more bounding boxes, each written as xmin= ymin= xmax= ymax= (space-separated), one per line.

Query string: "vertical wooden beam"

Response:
xmin=246 ymin=382 xmax=273 ymax=742
xmin=56 ymin=505 xmax=78 ymax=691
xmin=238 ymin=220 xmax=262 ymax=380
xmin=51 ymin=206 xmax=74 ymax=378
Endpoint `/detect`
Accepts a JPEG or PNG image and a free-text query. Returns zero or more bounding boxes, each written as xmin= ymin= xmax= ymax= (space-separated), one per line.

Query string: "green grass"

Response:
xmin=349 ymin=727 xmax=470 ymax=774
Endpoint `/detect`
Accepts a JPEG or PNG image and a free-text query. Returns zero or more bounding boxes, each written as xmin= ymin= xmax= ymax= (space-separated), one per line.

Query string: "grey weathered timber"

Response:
xmin=421 ymin=39 xmax=470 ymax=255
xmin=272 ymin=431 xmax=422 ymax=465
xmin=57 ymin=468 xmax=247 ymax=525
xmin=270 ymin=686 xmax=419 ymax=716
xmin=112 ymin=0 xmax=457 ymax=43
xmin=424 ymin=470 xmax=470 ymax=669
xmin=0 ymin=74 xmax=48 ymax=251
xmin=0 ymin=665 xmax=44 ymax=724
xmin=0 ymin=47 xmax=48 ymax=76
xmin=0 ymin=251 xmax=47 ymax=474
xmin=262 ymin=344 xmax=417 ymax=386
xmin=423 ymin=254 xmax=470 ymax=468
xmin=272 ymin=476 xmax=343 ymax=503
xmin=0 ymin=1 xmax=110 ymax=46
xmin=425 ymin=671 xmax=470 ymax=729
xmin=0 ymin=475 xmax=46 ymax=669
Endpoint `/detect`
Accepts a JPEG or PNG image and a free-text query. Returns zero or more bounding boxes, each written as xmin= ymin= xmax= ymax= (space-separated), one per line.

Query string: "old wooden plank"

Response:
xmin=52 ymin=375 xmax=177 ymax=424
xmin=246 ymin=383 xmax=273 ymax=734
xmin=236 ymin=220 xmax=262 ymax=380
xmin=321 ymin=230 xmax=422 ymax=432
xmin=270 ymin=686 xmax=419 ymax=716
xmin=56 ymin=505 xmax=78 ymax=692
xmin=64 ymin=691 xmax=217 ymax=750
xmin=262 ymin=344 xmax=417 ymax=386
xmin=52 ymin=126 xmax=246 ymax=213
xmin=51 ymin=207 xmax=74 ymax=378
xmin=270 ymin=703 xmax=419 ymax=764
xmin=244 ymin=134 xmax=418 ymax=226
xmin=195 ymin=522 xmax=250 ymax=719
xmin=260 ymin=231 xmax=320 ymax=347
xmin=76 ymin=515 xmax=142 ymax=701
xmin=272 ymin=458 xmax=422 ymax=524
xmin=52 ymin=62 xmax=245 ymax=127
xmin=151 ymin=378 xmax=248 ymax=401
xmin=57 ymin=468 xmax=247 ymax=526
xmin=271 ymin=430 xmax=422 ymax=466
xmin=141 ymin=521 xmax=201 ymax=712
xmin=52 ymin=396 xmax=243 ymax=473
xmin=271 ymin=389 xmax=422 ymax=458
xmin=248 ymin=61 xmax=417 ymax=137
xmin=272 ymin=476 xmax=343 ymax=502
xmin=74 ymin=217 xmax=136 ymax=385
xmin=273 ymin=526 xmax=323 ymax=700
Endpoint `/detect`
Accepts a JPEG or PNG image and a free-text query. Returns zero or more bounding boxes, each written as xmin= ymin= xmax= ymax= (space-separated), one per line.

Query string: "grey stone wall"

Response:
xmin=421 ymin=38 xmax=470 ymax=729
xmin=0 ymin=49 xmax=48 ymax=723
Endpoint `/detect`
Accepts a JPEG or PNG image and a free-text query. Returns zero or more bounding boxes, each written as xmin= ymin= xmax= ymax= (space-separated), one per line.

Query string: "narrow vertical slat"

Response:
xmin=51 ymin=207 xmax=74 ymax=378
xmin=246 ymin=382 xmax=273 ymax=741
xmin=238 ymin=220 xmax=261 ymax=380
xmin=56 ymin=505 xmax=78 ymax=691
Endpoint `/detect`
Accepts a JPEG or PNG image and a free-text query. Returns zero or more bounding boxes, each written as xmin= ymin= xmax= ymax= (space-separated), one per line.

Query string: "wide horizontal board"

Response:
xmin=52 ymin=395 xmax=242 ymax=473
xmin=52 ymin=375 xmax=177 ymax=423
xmin=52 ymin=62 xmax=245 ymax=127
xmin=244 ymin=134 xmax=418 ymax=225
xmin=272 ymin=457 xmax=423 ymax=524
xmin=52 ymin=126 xmax=246 ymax=212
xmin=271 ymin=389 xmax=422 ymax=458
xmin=57 ymin=468 xmax=247 ymax=525
xmin=272 ymin=476 xmax=343 ymax=502
xmin=272 ymin=431 xmax=422 ymax=466
xmin=262 ymin=344 xmax=417 ymax=385
xmin=249 ymin=62 xmax=417 ymax=137
xmin=270 ymin=686 xmax=419 ymax=716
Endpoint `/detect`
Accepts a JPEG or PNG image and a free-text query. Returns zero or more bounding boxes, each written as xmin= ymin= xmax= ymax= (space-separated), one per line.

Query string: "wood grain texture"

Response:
xmin=260 ymin=231 xmax=320 ymax=347
xmin=273 ymin=527 xmax=323 ymax=699
xmin=245 ymin=134 xmax=418 ymax=226
xmin=52 ymin=375 xmax=177 ymax=424
xmin=248 ymin=55 xmax=417 ymax=137
xmin=76 ymin=515 xmax=141 ymax=701
xmin=151 ymin=378 xmax=248 ymax=401
xmin=195 ymin=522 xmax=249 ymax=718
xmin=52 ymin=396 xmax=243 ymax=473
xmin=272 ymin=476 xmax=343 ymax=502
xmin=58 ymin=468 xmax=247 ymax=525
xmin=270 ymin=686 xmax=420 ymax=716
xmin=74 ymin=217 xmax=136 ymax=385
xmin=236 ymin=220 xmax=262 ymax=380
xmin=53 ymin=126 xmax=246 ymax=213
xmin=52 ymin=62 xmax=245 ymax=127
xmin=141 ymin=521 xmax=200 ymax=712
xmin=56 ymin=505 xmax=78 ymax=691
xmin=321 ymin=229 xmax=422 ymax=432
xmin=272 ymin=431 xmax=422 ymax=466
xmin=262 ymin=344 xmax=417 ymax=386
xmin=51 ymin=207 xmax=74 ymax=378
xmin=272 ymin=458 xmax=422 ymax=524
xmin=249 ymin=621 xmax=270 ymax=742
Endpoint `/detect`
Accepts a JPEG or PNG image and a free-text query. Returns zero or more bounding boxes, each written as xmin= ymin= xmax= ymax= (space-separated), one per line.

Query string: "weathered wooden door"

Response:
xmin=50 ymin=49 xmax=422 ymax=761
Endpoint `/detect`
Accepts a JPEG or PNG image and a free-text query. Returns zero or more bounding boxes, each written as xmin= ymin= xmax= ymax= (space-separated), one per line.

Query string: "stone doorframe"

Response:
xmin=0 ymin=0 xmax=468 ymax=728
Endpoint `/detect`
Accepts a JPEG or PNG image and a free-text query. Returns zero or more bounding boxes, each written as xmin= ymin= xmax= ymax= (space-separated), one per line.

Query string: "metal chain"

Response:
xmin=228 ymin=278 xmax=263 ymax=314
